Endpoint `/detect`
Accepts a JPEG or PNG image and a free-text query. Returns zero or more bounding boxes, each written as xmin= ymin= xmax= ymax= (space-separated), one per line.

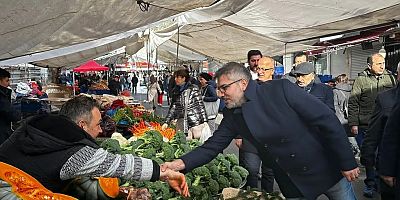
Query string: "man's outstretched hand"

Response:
xmin=160 ymin=159 xmax=186 ymax=172
xmin=160 ymin=168 xmax=190 ymax=197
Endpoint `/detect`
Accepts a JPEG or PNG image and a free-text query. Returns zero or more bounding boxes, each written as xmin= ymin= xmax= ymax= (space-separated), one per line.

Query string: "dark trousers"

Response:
xmin=239 ymin=150 xmax=275 ymax=192
xmin=356 ymin=128 xmax=378 ymax=188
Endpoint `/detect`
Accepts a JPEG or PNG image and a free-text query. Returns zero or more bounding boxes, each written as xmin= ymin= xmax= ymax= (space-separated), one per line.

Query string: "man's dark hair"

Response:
xmin=294 ymin=52 xmax=307 ymax=62
xmin=247 ymin=50 xmax=262 ymax=62
xmin=0 ymin=68 xmax=10 ymax=80
xmin=199 ymin=72 xmax=212 ymax=81
xmin=174 ymin=68 xmax=190 ymax=82
xmin=59 ymin=96 xmax=100 ymax=124
xmin=215 ymin=62 xmax=251 ymax=82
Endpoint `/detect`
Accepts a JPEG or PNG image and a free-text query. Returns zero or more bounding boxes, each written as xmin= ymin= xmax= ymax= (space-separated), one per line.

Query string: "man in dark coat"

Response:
xmin=0 ymin=68 xmax=20 ymax=145
xmin=379 ymin=84 xmax=400 ymax=200
xmin=361 ymin=84 xmax=398 ymax=199
xmin=162 ymin=62 xmax=359 ymax=199
xmin=293 ymin=62 xmax=334 ymax=111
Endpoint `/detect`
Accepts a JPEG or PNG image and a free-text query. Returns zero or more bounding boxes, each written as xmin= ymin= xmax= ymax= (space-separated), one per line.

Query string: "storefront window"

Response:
xmin=314 ymin=54 xmax=328 ymax=75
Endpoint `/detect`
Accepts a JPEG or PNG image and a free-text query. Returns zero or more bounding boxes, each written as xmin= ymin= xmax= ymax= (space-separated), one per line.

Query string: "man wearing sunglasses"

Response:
xmin=293 ymin=62 xmax=334 ymax=111
xmin=162 ymin=62 xmax=359 ymax=200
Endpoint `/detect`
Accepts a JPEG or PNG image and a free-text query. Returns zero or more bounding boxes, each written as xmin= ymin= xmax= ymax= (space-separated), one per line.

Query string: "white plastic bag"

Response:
xmin=187 ymin=122 xmax=212 ymax=143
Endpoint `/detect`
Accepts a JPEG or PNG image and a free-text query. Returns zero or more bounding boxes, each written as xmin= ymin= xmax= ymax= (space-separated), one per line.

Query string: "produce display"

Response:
xmin=64 ymin=100 xmax=281 ymax=200
xmin=90 ymin=81 xmax=109 ymax=90
xmin=98 ymin=130 xmax=249 ymax=200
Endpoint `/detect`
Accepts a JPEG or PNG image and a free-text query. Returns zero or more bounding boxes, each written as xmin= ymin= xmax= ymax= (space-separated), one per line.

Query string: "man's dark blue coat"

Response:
xmin=181 ymin=79 xmax=357 ymax=199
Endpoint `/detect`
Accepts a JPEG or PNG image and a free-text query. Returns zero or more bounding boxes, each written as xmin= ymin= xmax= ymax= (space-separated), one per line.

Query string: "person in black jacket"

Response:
xmin=293 ymin=62 xmax=335 ymax=111
xmin=361 ymin=66 xmax=399 ymax=199
xmin=162 ymin=62 xmax=359 ymax=200
xmin=379 ymin=84 xmax=400 ymax=200
xmin=108 ymin=75 xmax=121 ymax=96
xmin=0 ymin=96 xmax=189 ymax=197
xmin=0 ymin=68 xmax=20 ymax=145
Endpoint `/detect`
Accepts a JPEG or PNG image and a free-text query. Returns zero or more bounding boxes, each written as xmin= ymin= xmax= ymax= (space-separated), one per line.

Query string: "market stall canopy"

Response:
xmin=171 ymin=0 xmax=400 ymax=62
xmin=1 ymin=0 xmax=400 ymax=66
xmin=73 ymin=60 xmax=108 ymax=72
xmin=0 ymin=0 xmax=215 ymax=61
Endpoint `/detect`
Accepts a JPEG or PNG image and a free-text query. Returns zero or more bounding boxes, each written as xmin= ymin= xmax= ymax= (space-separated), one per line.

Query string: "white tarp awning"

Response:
xmin=171 ymin=0 xmax=400 ymax=62
xmin=1 ymin=0 xmax=400 ymax=66
xmin=0 ymin=0 xmax=215 ymax=60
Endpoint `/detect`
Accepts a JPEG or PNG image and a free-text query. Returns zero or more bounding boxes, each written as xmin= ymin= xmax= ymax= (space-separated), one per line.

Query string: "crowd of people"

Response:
xmin=1 ymin=48 xmax=400 ymax=199
xmin=159 ymin=50 xmax=400 ymax=200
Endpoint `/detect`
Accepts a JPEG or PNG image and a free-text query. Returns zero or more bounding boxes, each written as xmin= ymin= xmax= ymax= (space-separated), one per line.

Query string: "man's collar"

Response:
xmin=244 ymin=79 xmax=257 ymax=101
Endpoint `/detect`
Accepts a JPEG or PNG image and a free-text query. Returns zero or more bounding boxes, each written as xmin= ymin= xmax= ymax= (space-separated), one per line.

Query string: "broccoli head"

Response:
xmin=156 ymin=143 xmax=175 ymax=161
xmin=229 ymin=170 xmax=242 ymax=188
xmin=207 ymin=163 xmax=219 ymax=177
xmin=225 ymin=154 xmax=239 ymax=166
xmin=233 ymin=165 xmax=249 ymax=179
xmin=217 ymin=175 xmax=230 ymax=189
xmin=100 ymin=138 xmax=121 ymax=154
xmin=145 ymin=181 xmax=172 ymax=200
xmin=137 ymin=148 xmax=156 ymax=158
xmin=208 ymin=179 xmax=220 ymax=195
xmin=191 ymin=166 xmax=211 ymax=186
xmin=169 ymin=131 xmax=186 ymax=146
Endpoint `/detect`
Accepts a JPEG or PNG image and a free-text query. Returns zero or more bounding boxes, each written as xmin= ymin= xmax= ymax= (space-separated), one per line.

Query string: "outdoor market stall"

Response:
xmin=72 ymin=60 xmax=110 ymax=95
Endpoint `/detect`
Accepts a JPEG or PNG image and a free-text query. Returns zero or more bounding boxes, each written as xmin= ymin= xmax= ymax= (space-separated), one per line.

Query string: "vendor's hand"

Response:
xmin=161 ymin=159 xmax=186 ymax=172
xmin=342 ymin=167 xmax=360 ymax=182
xmin=160 ymin=169 xmax=190 ymax=197
xmin=380 ymin=175 xmax=396 ymax=187
xmin=351 ymin=126 xmax=358 ymax=136
xmin=235 ymin=139 xmax=243 ymax=149
xmin=162 ymin=123 xmax=168 ymax=130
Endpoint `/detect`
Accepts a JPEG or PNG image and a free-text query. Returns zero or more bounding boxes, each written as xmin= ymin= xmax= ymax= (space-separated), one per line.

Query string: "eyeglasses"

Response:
xmin=217 ymin=79 xmax=242 ymax=93
xmin=256 ymin=67 xmax=274 ymax=72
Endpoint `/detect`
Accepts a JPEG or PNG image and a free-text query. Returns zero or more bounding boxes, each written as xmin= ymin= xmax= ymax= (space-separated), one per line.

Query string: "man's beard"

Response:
xmin=225 ymin=96 xmax=247 ymax=109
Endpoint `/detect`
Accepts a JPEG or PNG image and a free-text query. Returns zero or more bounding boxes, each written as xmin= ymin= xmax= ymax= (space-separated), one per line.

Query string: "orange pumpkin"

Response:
xmin=0 ymin=162 xmax=77 ymax=200
xmin=97 ymin=177 xmax=119 ymax=198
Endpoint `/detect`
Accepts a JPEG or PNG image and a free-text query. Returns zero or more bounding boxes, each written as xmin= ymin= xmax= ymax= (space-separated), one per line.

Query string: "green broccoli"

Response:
xmin=169 ymin=131 xmax=186 ymax=146
xmin=191 ymin=166 xmax=211 ymax=186
xmin=217 ymin=158 xmax=231 ymax=173
xmin=225 ymin=154 xmax=239 ymax=166
xmin=217 ymin=175 xmax=230 ymax=189
xmin=207 ymin=163 xmax=219 ymax=177
xmin=100 ymin=138 xmax=121 ymax=154
xmin=179 ymin=143 xmax=191 ymax=154
xmin=151 ymin=156 xmax=164 ymax=165
xmin=142 ymin=130 xmax=164 ymax=150
xmin=188 ymin=139 xmax=201 ymax=150
xmin=208 ymin=179 xmax=220 ymax=195
xmin=145 ymin=181 xmax=172 ymax=200
xmin=137 ymin=148 xmax=156 ymax=158
xmin=233 ymin=165 xmax=249 ymax=179
xmin=190 ymin=185 xmax=209 ymax=200
xmin=229 ymin=170 xmax=242 ymax=188
xmin=156 ymin=143 xmax=175 ymax=161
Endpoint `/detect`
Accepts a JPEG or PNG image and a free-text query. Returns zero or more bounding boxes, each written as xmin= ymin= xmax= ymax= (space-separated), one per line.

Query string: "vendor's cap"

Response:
xmin=293 ymin=62 xmax=315 ymax=75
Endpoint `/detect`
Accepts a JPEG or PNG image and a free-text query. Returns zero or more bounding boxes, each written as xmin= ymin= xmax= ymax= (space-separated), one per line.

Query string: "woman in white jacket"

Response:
xmin=147 ymin=75 xmax=161 ymax=110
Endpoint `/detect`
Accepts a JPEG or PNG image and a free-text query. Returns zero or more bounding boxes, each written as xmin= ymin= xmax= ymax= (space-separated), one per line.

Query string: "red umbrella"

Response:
xmin=73 ymin=60 xmax=109 ymax=72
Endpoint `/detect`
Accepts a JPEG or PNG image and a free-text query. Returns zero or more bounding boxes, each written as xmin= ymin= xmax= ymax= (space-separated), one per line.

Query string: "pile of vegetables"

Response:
xmin=99 ymin=130 xmax=250 ymax=200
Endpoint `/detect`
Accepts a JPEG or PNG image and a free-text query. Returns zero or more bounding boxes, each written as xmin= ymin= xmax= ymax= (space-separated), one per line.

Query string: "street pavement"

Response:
xmin=133 ymin=90 xmax=381 ymax=200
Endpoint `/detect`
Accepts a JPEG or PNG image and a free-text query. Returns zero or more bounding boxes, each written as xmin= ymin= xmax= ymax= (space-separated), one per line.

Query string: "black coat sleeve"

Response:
xmin=379 ymin=101 xmax=400 ymax=177
xmin=180 ymin=111 xmax=237 ymax=172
